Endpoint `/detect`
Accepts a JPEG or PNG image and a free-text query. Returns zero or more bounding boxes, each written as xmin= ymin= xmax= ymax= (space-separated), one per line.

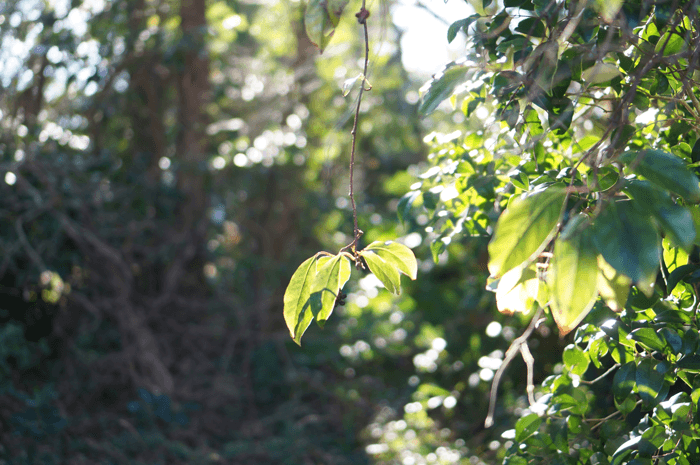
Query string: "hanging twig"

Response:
xmin=348 ymin=2 xmax=371 ymax=254
xmin=485 ymin=307 xmax=543 ymax=428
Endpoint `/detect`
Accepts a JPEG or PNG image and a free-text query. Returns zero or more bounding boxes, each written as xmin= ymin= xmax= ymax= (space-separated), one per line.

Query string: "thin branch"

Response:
xmin=579 ymin=363 xmax=620 ymax=385
xmin=348 ymin=4 xmax=371 ymax=254
xmin=520 ymin=342 xmax=536 ymax=406
xmin=485 ymin=307 xmax=543 ymax=428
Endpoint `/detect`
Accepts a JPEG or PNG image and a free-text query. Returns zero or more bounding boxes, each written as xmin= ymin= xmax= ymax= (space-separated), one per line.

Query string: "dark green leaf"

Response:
xmin=677 ymin=354 xmax=700 ymax=373
xmin=691 ymin=139 xmax=700 ymax=164
xmin=447 ymin=16 xmax=479 ymax=44
xmin=658 ymin=328 xmax=683 ymax=354
xmin=636 ymin=358 xmax=665 ymax=406
xmin=488 ymin=186 xmax=566 ymax=278
xmin=613 ymin=362 xmax=636 ymax=404
xmin=547 ymin=97 xmax=574 ymax=135
xmin=549 ymin=418 xmax=568 ymax=452
xmin=618 ymin=150 xmax=700 ymax=204
xmin=623 ymin=180 xmax=696 ymax=250
xmin=514 ymin=17 xmax=545 ymax=37
xmin=591 ymin=201 xmax=660 ymax=296
xmin=666 ymin=264 xmax=700 ymax=295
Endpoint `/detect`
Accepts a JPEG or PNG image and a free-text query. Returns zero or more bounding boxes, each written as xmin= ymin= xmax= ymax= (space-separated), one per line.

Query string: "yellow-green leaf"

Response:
xmin=363 ymin=251 xmax=401 ymax=294
xmin=549 ymin=216 xmax=599 ymax=336
xmin=283 ymin=256 xmax=317 ymax=344
xmin=488 ymin=186 xmax=566 ymax=278
xmin=597 ymin=256 xmax=631 ymax=312
xmin=311 ymin=255 xmax=350 ymax=327
xmin=364 ymin=241 xmax=418 ymax=280
xmin=495 ymin=266 xmax=540 ymax=315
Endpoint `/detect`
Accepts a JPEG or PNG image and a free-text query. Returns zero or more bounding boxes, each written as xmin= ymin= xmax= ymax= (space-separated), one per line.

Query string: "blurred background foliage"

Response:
xmin=0 ymin=0 xmax=567 ymax=463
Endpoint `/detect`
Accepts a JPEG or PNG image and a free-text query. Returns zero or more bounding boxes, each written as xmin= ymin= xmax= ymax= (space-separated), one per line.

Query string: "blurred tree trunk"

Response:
xmin=178 ymin=0 xmax=210 ymax=231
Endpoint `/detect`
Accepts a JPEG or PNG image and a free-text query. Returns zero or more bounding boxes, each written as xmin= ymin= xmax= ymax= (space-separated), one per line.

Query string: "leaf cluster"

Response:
xmin=284 ymin=241 xmax=417 ymax=344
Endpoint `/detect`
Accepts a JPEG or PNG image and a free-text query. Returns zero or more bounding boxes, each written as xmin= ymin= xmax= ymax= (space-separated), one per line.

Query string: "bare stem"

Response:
xmin=485 ymin=307 xmax=543 ymax=428
xmin=349 ymin=4 xmax=371 ymax=254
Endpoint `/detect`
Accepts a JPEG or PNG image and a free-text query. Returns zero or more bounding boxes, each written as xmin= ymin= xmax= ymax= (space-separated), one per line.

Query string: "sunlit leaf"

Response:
xmin=549 ymin=215 xmax=599 ymax=336
xmin=495 ymin=266 xmax=540 ymax=314
xmin=563 ymin=344 xmax=589 ymax=376
xmin=618 ymin=150 xmax=700 ymax=204
xmin=514 ymin=413 xmax=542 ymax=442
xmin=655 ymin=31 xmax=687 ymax=56
xmin=362 ymin=251 xmax=401 ymax=294
xmin=283 ymin=256 xmax=318 ymax=343
xmin=364 ymin=241 xmax=418 ymax=280
xmin=310 ymin=254 xmax=351 ymax=328
xmin=628 ymin=327 xmax=666 ymax=353
xmin=488 ymin=186 xmax=566 ymax=278
xmin=593 ymin=0 xmax=623 ymax=22
xmin=591 ymin=201 xmax=660 ymax=297
xmin=419 ymin=61 xmax=470 ymax=115
xmin=597 ymin=256 xmax=631 ymax=312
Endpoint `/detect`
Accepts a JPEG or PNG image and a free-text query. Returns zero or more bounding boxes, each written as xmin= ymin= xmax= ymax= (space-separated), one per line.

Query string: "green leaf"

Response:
xmin=283 ymin=256 xmax=318 ymax=344
xmin=655 ymin=31 xmax=687 ymax=56
xmin=658 ymin=328 xmax=683 ymax=355
xmin=488 ymin=186 xmax=566 ymax=278
xmin=597 ymin=256 xmax=631 ymax=311
xmin=515 ymin=413 xmax=542 ymax=442
xmin=627 ymin=327 xmax=666 ymax=353
xmin=447 ymin=15 xmax=479 ymax=44
xmin=495 ymin=266 xmax=540 ymax=314
xmin=624 ymin=180 xmax=696 ymax=250
xmin=310 ymin=255 xmax=351 ymax=327
xmin=667 ymin=264 xmax=700 ymax=295
xmin=549 ymin=215 xmax=599 ymax=335
xmin=419 ymin=62 xmax=470 ymax=115
xmin=636 ymin=358 xmax=665 ymax=406
xmin=618 ymin=150 xmax=700 ymax=204
xmin=593 ymin=0 xmax=623 ymax=22
xmin=304 ymin=0 xmax=344 ymax=53
xmin=362 ymin=251 xmax=401 ymax=294
xmin=549 ymin=419 xmax=568 ymax=452
xmin=591 ymin=201 xmax=660 ymax=296
xmin=364 ymin=241 xmax=418 ymax=280
xmin=563 ymin=344 xmax=589 ymax=377
xmin=677 ymin=354 xmax=700 ymax=373
xmin=613 ymin=361 xmax=636 ymax=404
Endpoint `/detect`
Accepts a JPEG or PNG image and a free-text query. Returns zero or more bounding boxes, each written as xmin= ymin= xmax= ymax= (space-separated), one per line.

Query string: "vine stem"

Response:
xmin=348 ymin=3 xmax=371 ymax=255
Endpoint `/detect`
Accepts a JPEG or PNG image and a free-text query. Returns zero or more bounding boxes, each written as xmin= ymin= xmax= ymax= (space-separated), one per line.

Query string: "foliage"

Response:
xmin=390 ymin=0 xmax=700 ymax=462
xmin=291 ymin=0 xmax=700 ymax=462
